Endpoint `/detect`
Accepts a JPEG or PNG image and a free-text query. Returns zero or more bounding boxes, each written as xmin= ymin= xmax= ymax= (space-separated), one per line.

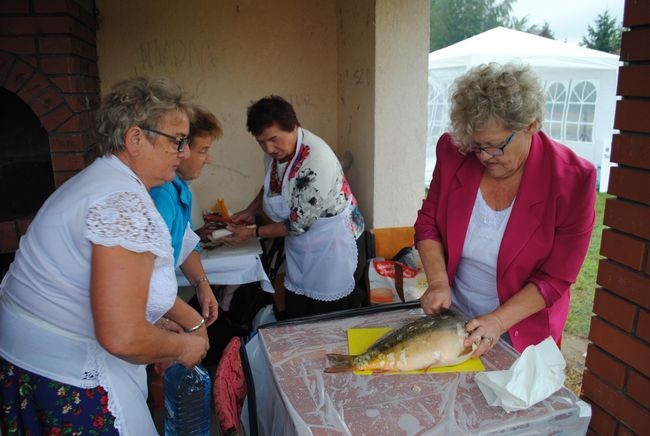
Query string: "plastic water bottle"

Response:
xmin=163 ymin=363 xmax=211 ymax=435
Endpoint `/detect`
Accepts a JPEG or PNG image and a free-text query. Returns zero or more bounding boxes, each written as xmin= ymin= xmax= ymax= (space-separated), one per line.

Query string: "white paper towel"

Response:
xmin=475 ymin=336 xmax=566 ymax=412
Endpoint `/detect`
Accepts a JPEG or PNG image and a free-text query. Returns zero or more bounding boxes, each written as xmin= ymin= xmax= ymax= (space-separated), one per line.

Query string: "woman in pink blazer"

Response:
xmin=414 ymin=63 xmax=596 ymax=355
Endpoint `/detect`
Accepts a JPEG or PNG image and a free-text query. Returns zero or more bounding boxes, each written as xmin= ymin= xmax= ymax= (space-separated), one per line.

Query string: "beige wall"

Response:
xmin=374 ymin=0 xmax=429 ymax=228
xmin=336 ymin=0 xmax=375 ymax=224
xmin=96 ymin=0 xmax=338 ymax=213
xmin=96 ymin=0 xmax=429 ymax=228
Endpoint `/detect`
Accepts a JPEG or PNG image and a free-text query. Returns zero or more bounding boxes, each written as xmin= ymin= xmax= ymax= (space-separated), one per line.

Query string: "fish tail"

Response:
xmin=324 ymin=353 xmax=354 ymax=373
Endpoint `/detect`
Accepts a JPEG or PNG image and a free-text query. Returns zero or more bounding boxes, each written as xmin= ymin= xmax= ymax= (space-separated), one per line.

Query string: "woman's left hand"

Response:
xmin=196 ymin=283 xmax=219 ymax=326
xmin=464 ymin=312 xmax=507 ymax=357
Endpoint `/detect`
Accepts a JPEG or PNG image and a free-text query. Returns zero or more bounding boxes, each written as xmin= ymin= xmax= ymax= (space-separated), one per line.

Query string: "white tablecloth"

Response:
xmin=176 ymin=239 xmax=273 ymax=294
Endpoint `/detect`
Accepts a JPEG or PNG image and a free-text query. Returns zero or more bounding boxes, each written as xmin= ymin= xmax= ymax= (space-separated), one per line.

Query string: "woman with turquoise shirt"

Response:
xmin=150 ymin=106 xmax=223 ymax=327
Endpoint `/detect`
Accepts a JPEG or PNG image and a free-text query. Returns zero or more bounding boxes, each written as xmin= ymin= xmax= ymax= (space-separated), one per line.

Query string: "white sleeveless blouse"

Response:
xmin=452 ymin=188 xmax=514 ymax=318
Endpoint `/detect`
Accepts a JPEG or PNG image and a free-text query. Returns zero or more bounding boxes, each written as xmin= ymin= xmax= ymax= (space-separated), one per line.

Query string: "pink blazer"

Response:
xmin=414 ymin=131 xmax=596 ymax=352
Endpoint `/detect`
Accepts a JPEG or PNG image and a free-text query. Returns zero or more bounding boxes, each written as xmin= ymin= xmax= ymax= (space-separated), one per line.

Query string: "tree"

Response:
xmin=510 ymin=16 xmax=555 ymax=40
xmin=429 ymin=0 xmax=515 ymax=51
xmin=429 ymin=0 xmax=555 ymax=51
xmin=580 ymin=9 xmax=622 ymax=54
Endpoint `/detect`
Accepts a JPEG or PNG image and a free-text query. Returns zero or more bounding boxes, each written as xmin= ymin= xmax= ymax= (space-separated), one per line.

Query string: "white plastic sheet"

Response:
xmin=242 ymin=307 xmax=591 ymax=435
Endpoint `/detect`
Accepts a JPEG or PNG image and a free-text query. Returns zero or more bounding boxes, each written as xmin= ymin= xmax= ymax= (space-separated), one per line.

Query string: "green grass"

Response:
xmin=564 ymin=192 xmax=609 ymax=338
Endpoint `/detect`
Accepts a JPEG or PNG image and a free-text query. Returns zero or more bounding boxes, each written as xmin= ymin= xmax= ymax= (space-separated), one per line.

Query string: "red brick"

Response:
xmin=15 ymin=216 xmax=33 ymax=236
xmin=40 ymin=57 xmax=77 ymax=75
xmin=38 ymin=36 xmax=96 ymax=60
xmin=623 ymin=0 xmax=650 ymax=27
xmin=49 ymin=134 xmax=86 ymax=152
xmin=21 ymin=55 xmax=36 ymax=67
xmin=592 ymin=288 xmax=637 ymax=332
xmin=617 ymin=424 xmax=636 ymax=436
xmin=587 ymin=402 xmax=617 ymax=436
xmin=0 ymin=16 xmax=94 ymax=42
xmin=0 ymin=52 xmax=15 ymax=85
xmin=603 ymin=198 xmax=650 ymax=240
xmin=597 ymin=259 xmax=650 ymax=309
xmin=584 ymin=343 xmax=627 ymax=389
xmin=0 ymin=221 xmax=19 ymax=253
xmin=41 ymin=104 xmax=73 ymax=132
xmin=0 ymin=17 xmax=38 ymax=35
xmin=589 ymin=317 xmax=650 ymax=374
xmin=29 ymin=87 xmax=65 ymax=118
xmin=4 ymin=59 xmax=35 ymax=94
xmin=608 ymin=166 xmax=650 ymax=206
xmin=620 ymin=28 xmax=650 ymax=62
xmin=600 ymin=229 xmax=647 ymax=270
xmin=610 ymin=134 xmax=650 ymax=170
xmin=627 ymin=370 xmax=650 ymax=409
xmin=51 ymin=75 xmax=86 ymax=93
xmin=0 ymin=36 xmax=35 ymax=54
xmin=55 ymin=112 xmax=93 ymax=133
xmin=582 ymin=370 xmax=650 ymax=434
xmin=639 ymin=310 xmax=650 ymax=343
xmin=615 ymin=100 xmax=650 ymax=133
xmin=51 ymin=153 xmax=84 ymax=172
xmin=33 ymin=0 xmax=85 ymax=17
xmin=617 ymin=65 xmax=650 ymax=97
xmin=53 ymin=170 xmax=78 ymax=187
xmin=16 ymin=74 xmax=50 ymax=105
xmin=0 ymin=0 xmax=28 ymax=14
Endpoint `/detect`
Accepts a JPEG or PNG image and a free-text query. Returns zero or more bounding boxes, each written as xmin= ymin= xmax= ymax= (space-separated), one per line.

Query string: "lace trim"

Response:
xmin=94 ymin=351 xmax=126 ymax=435
xmin=85 ymin=191 xmax=172 ymax=259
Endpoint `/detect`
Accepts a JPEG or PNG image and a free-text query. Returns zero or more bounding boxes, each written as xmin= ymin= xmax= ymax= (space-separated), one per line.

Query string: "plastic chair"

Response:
xmin=213 ymin=336 xmax=258 ymax=436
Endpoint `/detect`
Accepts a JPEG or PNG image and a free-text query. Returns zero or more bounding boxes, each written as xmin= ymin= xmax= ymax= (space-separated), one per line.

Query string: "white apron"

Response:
xmin=262 ymin=128 xmax=357 ymax=301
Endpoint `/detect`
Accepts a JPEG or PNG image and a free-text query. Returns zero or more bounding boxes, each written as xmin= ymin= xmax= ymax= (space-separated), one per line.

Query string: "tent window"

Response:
xmin=544 ymin=82 xmax=567 ymax=141
xmin=565 ymin=81 xmax=596 ymax=143
xmin=427 ymin=81 xmax=448 ymax=149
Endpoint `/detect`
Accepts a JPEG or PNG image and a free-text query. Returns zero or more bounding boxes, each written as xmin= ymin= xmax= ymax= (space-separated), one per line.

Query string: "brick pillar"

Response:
xmin=581 ymin=1 xmax=650 ymax=434
xmin=0 ymin=0 xmax=99 ymax=252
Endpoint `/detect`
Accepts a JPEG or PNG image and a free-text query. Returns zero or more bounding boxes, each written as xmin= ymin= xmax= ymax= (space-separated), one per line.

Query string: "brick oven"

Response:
xmin=0 ymin=0 xmax=100 ymax=273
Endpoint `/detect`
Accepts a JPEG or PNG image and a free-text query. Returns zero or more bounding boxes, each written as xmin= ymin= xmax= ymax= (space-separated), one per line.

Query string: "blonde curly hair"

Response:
xmin=449 ymin=63 xmax=545 ymax=149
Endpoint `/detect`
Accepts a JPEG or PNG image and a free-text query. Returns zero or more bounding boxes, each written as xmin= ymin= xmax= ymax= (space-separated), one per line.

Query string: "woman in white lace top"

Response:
xmin=0 ymin=77 xmax=209 ymax=434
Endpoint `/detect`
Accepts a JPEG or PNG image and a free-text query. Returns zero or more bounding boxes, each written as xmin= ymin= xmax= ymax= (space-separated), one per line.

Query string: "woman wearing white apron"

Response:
xmin=226 ymin=96 xmax=364 ymax=318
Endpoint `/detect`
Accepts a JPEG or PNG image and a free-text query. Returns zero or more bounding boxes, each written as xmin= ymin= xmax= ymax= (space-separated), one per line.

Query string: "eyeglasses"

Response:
xmin=141 ymin=126 xmax=189 ymax=152
xmin=469 ymin=131 xmax=517 ymax=157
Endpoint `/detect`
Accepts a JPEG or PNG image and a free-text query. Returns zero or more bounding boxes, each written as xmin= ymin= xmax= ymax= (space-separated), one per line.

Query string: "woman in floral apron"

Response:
xmin=226 ymin=96 xmax=364 ymax=319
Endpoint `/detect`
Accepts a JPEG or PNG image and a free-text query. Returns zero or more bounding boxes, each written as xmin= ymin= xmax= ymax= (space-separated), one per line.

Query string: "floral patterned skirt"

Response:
xmin=0 ymin=356 xmax=118 ymax=435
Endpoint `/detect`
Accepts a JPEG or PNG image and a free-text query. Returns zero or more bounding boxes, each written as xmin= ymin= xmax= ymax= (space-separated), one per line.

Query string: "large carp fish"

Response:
xmin=325 ymin=309 xmax=477 ymax=373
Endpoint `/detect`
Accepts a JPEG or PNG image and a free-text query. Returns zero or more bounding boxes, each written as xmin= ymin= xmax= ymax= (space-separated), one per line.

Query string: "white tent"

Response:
xmin=427 ymin=27 xmax=619 ymax=191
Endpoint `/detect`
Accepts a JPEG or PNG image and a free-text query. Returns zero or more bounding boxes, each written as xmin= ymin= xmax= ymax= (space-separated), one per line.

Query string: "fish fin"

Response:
xmin=324 ymin=353 xmax=353 ymax=373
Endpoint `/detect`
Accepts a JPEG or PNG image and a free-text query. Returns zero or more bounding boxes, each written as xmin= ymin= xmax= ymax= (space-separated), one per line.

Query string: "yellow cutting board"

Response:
xmin=348 ymin=328 xmax=485 ymax=375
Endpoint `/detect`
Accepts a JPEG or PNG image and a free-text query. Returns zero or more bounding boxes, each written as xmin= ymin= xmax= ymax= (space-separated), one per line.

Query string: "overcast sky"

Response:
xmin=511 ymin=0 xmax=625 ymax=45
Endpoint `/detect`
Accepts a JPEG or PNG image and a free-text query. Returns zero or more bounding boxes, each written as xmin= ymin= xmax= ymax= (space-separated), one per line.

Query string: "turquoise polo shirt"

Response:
xmin=150 ymin=175 xmax=199 ymax=266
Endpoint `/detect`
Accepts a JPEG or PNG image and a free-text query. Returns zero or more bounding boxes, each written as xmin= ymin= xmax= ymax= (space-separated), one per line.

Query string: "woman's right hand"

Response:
xmin=420 ymin=281 xmax=452 ymax=315
xmin=177 ymin=329 xmax=210 ymax=368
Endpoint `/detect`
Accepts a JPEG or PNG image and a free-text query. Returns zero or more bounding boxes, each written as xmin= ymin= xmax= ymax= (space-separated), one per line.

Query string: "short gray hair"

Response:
xmin=449 ymin=63 xmax=545 ymax=148
xmin=95 ymin=77 xmax=192 ymax=155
